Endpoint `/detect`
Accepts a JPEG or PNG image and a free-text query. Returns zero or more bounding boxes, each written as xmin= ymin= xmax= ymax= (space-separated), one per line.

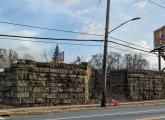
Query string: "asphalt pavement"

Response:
xmin=3 ymin=104 xmax=165 ymax=120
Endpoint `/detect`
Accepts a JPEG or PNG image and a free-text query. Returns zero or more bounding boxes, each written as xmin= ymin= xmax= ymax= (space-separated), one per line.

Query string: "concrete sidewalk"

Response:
xmin=0 ymin=100 xmax=165 ymax=117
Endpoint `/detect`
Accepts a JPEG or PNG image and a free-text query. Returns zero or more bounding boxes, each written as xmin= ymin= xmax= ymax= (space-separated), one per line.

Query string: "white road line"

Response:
xmin=46 ymin=109 xmax=165 ymax=120
xmin=0 ymin=117 xmax=5 ymax=120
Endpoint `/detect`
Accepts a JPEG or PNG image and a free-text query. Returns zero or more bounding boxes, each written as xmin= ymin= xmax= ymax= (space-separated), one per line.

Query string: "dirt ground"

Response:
xmin=0 ymin=103 xmax=15 ymax=109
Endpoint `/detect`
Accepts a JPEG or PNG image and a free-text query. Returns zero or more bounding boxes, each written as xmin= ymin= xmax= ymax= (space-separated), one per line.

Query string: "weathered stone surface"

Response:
xmin=0 ymin=60 xmax=92 ymax=107
xmin=32 ymin=87 xmax=49 ymax=92
xmin=17 ymin=86 xmax=32 ymax=92
xmin=49 ymin=87 xmax=58 ymax=93
xmin=17 ymin=80 xmax=30 ymax=86
xmin=31 ymin=93 xmax=46 ymax=98
xmin=14 ymin=92 xmax=29 ymax=97
xmin=21 ymin=98 xmax=35 ymax=104
xmin=50 ymin=69 xmax=59 ymax=73
xmin=60 ymin=69 xmax=68 ymax=74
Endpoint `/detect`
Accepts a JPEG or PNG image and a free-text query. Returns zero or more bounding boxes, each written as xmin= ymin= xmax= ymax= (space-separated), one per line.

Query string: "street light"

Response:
xmin=109 ymin=17 xmax=141 ymax=33
xmin=101 ymin=16 xmax=140 ymax=107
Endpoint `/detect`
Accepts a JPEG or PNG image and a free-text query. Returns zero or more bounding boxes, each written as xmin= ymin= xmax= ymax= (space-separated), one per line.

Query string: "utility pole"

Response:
xmin=101 ymin=0 xmax=111 ymax=107
xmin=158 ymin=51 xmax=161 ymax=71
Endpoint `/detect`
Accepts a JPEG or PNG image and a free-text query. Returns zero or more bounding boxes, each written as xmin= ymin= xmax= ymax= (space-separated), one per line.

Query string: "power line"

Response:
xmin=2 ymin=35 xmax=154 ymax=56
xmin=77 ymin=0 xmax=102 ymax=56
xmin=0 ymin=34 xmax=104 ymax=42
xmin=147 ymin=0 xmax=165 ymax=9
xmin=0 ymin=37 xmax=136 ymax=52
xmin=109 ymin=40 xmax=153 ymax=54
xmin=109 ymin=37 xmax=152 ymax=50
xmin=0 ymin=21 xmax=104 ymax=37
xmin=0 ymin=20 xmax=152 ymax=50
xmin=0 ymin=34 xmax=154 ymax=54
xmin=158 ymin=0 xmax=165 ymax=3
xmin=0 ymin=37 xmax=102 ymax=46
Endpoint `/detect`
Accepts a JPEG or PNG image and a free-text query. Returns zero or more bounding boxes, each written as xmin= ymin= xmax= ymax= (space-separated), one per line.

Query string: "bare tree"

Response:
xmin=89 ymin=52 xmax=123 ymax=72
xmin=107 ymin=52 xmax=122 ymax=71
xmin=89 ymin=52 xmax=150 ymax=71
xmin=7 ymin=49 xmax=19 ymax=63
xmin=72 ymin=56 xmax=84 ymax=64
xmin=122 ymin=53 xmax=149 ymax=70
xmin=23 ymin=53 xmax=34 ymax=60
xmin=89 ymin=53 xmax=103 ymax=70
xmin=42 ymin=50 xmax=49 ymax=62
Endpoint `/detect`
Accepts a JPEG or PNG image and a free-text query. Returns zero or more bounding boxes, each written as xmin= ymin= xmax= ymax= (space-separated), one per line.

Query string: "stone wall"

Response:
xmin=107 ymin=70 xmax=128 ymax=101
xmin=127 ymin=70 xmax=165 ymax=101
xmin=0 ymin=60 xmax=165 ymax=107
xmin=0 ymin=60 xmax=92 ymax=107
xmin=89 ymin=70 xmax=128 ymax=102
xmin=90 ymin=70 xmax=165 ymax=102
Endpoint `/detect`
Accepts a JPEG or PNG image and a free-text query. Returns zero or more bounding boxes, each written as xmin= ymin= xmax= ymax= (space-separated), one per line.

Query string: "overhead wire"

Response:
xmin=0 ymin=20 xmax=152 ymax=51
xmin=0 ymin=21 xmax=103 ymax=37
xmin=158 ymin=0 xmax=165 ymax=3
xmin=77 ymin=0 xmax=102 ymax=57
xmin=0 ymin=34 xmax=156 ymax=55
xmin=108 ymin=40 xmax=154 ymax=54
xmin=0 ymin=34 xmax=104 ymax=42
xmin=147 ymin=0 xmax=165 ymax=9
xmin=109 ymin=37 xmax=152 ymax=50
xmin=0 ymin=36 xmax=155 ymax=56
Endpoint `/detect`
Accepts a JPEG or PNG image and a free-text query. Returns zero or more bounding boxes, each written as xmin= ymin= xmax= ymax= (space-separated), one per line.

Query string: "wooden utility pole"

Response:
xmin=158 ymin=51 xmax=161 ymax=71
xmin=101 ymin=0 xmax=111 ymax=107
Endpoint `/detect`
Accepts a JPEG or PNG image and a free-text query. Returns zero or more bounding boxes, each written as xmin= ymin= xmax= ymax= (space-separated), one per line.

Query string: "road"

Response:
xmin=3 ymin=104 xmax=165 ymax=120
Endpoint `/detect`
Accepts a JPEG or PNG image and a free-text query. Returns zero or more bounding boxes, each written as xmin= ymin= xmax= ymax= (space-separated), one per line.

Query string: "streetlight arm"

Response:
xmin=108 ymin=17 xmax=140 ymax=34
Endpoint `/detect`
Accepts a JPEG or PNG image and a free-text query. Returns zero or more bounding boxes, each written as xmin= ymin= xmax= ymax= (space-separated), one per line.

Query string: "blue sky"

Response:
xmin=0 ymin=0 xmax=164 ymax=68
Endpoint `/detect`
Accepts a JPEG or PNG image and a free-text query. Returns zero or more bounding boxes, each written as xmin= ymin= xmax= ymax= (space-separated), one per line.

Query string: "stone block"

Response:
xmin=56 ymin=93 xmax=67 ymax=99
xmin=48 ymin=93 xmax=57 ymax=98
xmin=78 ymin=93 xmax=85 ymax=97
xmin=50 ymin=74 xmax=59 ymax=77
xmin=77 ymin=75 xmax=85 ymax=79
xmin=60 ymin=69 xmax=68 ymax=74
xmin=32 ymin=67 xmax=40 ymax=72
xmin=32 ymin=87 xmax=49 ymax=92
xmin=58 ymin=87 xmax=63 ymax=92
xmin=39 ymin=73 xmax=46 ymax=77
xmin=35 ymin=81 xmax=46 ymax=87
xmin=47 ymin=81 xmax=58 ymax=87
xmin=21 ymin=98 xmax=35 ymax=104
xmin=76 ymin=69 xmax=86 ymax=75
xmin=5 ymin=80 xmax=15 ymax=86
xmin=50 ymin=69 xmax=59 ymax=73
xmin=76 ymin=79 xmax=83 ymax=83
xmin=39 ymin=68 xmax=50 ymax=73
xmin=38 ymin=77 xmax=49 ymax=81
xmin=0 ymin=80 xmax=5 ymax=85
xmin=31 ymin=93 xmax=46 ymax=98
xmin=59 ymin=74 xmax=66 ymax=78
xmin=68 ymin=75 xmax=77 ymax=78
xmin=75 ymin=88 xmax=84 ymax=92
xmin=10 ymin=98 xmax=21 ymax=105
xmin=17 ymin=86 xmax=32 ymax=92
xmin=36 ymin=98 xmax=45 ymax=104
xmin=14 ymin=92 xmax=29 ymax=97
xmin=67 ymin=88 xmax=75 ymax=92
xmin=4 ymin=92 xmax=14 ymax=97
xmin=17 ymin=80 xmax=30 ymax=86
xmin=28 ymin=74 xmax=38 ymax=80
xmin=49 ymin=87 xmax=58 ymax=92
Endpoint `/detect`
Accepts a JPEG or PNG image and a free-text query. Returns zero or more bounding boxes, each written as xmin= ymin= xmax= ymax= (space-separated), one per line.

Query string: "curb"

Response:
xmin=0 ymin=100 xmax=165 ymax=117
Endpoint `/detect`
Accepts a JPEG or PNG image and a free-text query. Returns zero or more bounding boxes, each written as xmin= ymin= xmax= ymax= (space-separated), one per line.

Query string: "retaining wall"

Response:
xmin=0 ymin=60 xmax=92 ymax=107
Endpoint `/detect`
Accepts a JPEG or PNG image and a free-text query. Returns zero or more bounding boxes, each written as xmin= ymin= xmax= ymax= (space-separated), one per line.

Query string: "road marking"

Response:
xmin=0 ymin=117 xmax=5 ymax=120
xmin=136 ymin=116 xmax=165 ymax=120
xmin=46 ymin=108 xmax=165 ymax=120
